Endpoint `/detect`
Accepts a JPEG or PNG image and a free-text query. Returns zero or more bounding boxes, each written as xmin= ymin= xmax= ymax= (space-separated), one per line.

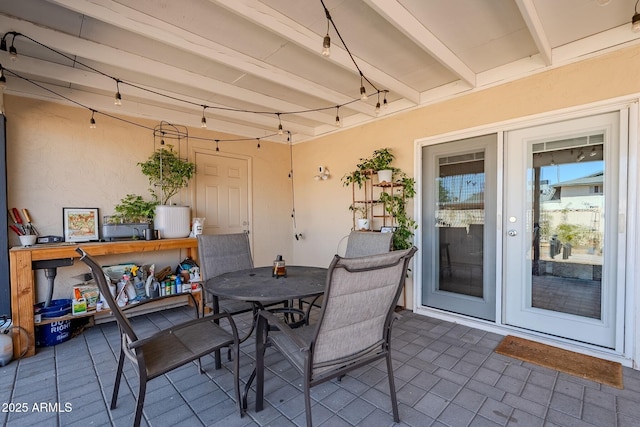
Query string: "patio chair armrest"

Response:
xmin=257 ymin=310 xmax=309 ymax=350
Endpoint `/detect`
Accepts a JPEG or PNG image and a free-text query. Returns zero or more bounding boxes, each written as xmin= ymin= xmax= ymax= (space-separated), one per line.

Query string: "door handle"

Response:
xmin=507 ymin=229 xmax=517 ymax=237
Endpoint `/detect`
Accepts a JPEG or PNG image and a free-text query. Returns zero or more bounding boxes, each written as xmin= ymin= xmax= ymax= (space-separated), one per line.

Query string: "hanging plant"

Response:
xmin=138 ymin=144 xmax=196 ymax=205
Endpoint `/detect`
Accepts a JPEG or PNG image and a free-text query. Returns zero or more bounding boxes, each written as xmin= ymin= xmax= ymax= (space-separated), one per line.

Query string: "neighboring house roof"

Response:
xmin=553 ymin=172 xmax=603 ymax=188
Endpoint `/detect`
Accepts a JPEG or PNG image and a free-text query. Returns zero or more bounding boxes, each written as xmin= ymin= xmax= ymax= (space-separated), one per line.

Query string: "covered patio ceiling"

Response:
xmin=1 ymin=0 xmax=639 ymax=143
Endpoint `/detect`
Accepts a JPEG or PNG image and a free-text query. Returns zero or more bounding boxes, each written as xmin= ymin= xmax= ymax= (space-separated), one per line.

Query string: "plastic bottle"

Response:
xmin=175 ymin=275 xmax=182 ymax=293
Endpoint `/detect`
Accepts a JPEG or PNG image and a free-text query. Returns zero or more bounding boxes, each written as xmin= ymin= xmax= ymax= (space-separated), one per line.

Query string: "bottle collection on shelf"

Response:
xmin=71 ymin=263 xmax=202 ymax=315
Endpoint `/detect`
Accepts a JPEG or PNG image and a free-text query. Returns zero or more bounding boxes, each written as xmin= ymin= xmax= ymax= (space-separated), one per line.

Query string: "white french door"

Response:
xmin=503 ymin=111 xmax=626 ymax=348
xmin=421 ymin=134 xmax=497 ymax=321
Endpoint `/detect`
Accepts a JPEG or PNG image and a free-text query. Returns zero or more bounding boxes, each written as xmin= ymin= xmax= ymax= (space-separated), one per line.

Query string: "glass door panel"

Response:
xmin=422 ymin=135 xmax=497 ymax=321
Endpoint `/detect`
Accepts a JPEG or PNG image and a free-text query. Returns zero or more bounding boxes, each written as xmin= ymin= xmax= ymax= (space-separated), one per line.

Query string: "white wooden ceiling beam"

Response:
xmin=515 ymin=0 xmax=552 ymax=66
xmin=211 ymin=0 xmax=420 ymax=105
xmin=45 ymin=0 xmax=373 ymax=117
xmin=364 ymin=0 xmax=476 ymax=88
xmin=0 ymin=14 xmax=336 ymax=126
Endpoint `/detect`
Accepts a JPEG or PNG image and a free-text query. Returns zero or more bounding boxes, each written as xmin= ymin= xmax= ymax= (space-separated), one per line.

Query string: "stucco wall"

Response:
xmin=4 ymin=95 xmax=292 ymax=301
xmin=5 ymin=43 xmax=640 ymax=318
xmin=291 ymin=44 xmax=640 ymax=310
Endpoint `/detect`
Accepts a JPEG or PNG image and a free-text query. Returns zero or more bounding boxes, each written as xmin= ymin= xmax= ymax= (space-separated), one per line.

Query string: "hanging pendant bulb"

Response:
xmin=277 ymin=113 xmax=284 ymax=135
xmin=256 ymin=139 xmax=261 ymax=149
xmin=200 ymin=106 xmax=207 ymax=128
xmin=383 ymin=93 xmax=388 ymax=110
xmin=375 ymin=102 xmax=381 ymax=115
xmin=215 ymin=140 xmax=220 ymax=152
xmin=8 ymin=43 xmax=16 ymax=61
xmin=322 ymin=34 xmax=331 ymax=57
xmin=114 ymin=80 xmax=122 ymax=106
xmin=360 ymin=86 xmax=367 ymax=101
xmin=335 ymin=106 xmax=341 ymax=127
xmin=89 ymin=110 xmax=96 ymax=129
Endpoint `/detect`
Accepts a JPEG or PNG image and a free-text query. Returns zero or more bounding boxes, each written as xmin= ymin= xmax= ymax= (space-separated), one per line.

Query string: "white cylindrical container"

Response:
xmin=0 ymin=332 xmax=13 ymax=367
xmin=154 ymin=205 xmax=191 ymax=238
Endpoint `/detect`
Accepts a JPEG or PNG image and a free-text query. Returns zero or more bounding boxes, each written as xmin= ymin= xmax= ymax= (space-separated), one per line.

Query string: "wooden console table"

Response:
xmin=9 ymin=238 xmax=198 ymax=358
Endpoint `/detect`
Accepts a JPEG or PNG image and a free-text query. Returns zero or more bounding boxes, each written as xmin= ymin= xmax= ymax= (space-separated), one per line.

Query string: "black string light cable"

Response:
xmin=319 ymin=0 xmax=383 ymax=98
xmin=0 ymin=5 xmax=389 ymax=139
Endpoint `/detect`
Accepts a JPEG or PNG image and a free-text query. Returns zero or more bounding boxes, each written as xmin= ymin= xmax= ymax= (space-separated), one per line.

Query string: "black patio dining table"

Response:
xmin=203 ymin=265 xmax=327 ymax=408
xmin=204 ymin=265 xmax=327 ymax=309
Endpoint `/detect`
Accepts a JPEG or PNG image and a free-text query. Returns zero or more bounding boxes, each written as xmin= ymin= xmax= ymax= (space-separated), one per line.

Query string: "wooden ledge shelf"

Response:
xmin=10 ymin=238 xmax=199 ymax=358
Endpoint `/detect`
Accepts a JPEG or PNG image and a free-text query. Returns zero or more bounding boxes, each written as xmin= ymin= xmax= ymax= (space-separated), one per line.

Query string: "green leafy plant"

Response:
xmin=138 ymin=145 xmax=196 ymax=205
xmin=109 ymin=194 xmax=158 ymax=223
xmin=349 ymin=204 xmax=369 ymax=219
xmin=342 ymin=148 xmax=396 ymax=188
xmin=379 ymin=173 xmax=417 ymax=250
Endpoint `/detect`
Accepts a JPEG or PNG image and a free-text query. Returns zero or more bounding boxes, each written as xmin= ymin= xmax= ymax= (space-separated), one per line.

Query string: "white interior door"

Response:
xmin=421 ymin=134 xmax=497 ymax=321
xmin=194 ymin=151 xmax=250 ymax=235
xmin=504 ymin=112 xmax=625 ymax=349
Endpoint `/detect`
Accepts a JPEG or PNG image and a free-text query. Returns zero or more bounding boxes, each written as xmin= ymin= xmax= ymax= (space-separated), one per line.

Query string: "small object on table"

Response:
xmin=272 ymin=254 xmax=287 ymax=278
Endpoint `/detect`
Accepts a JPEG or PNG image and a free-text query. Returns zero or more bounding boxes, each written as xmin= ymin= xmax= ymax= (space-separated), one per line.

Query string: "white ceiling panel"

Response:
xmin=0 ymin=0 xmax=636 ymax=142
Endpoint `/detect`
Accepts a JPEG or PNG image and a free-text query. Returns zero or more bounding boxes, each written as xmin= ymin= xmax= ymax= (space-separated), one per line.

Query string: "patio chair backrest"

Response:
xmin=311 ymin=246 xmax=417 ymax=377
xmin=197 ymin=233 xmax=254 ymax=280
xmin=344 ymin=231 xmax=393 ymax=257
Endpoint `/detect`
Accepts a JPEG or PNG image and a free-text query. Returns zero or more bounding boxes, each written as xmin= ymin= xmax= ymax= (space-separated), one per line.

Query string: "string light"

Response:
xmin=89 ymin=110 xmax=96 ymax=129
xmin=114 ymin=80 xmax=122 ymax=106
xmin=322 ymin=12 xmax=331 ymax=57
xmin=359 ymin=75 xmax=367 ymax=101
xmin=256 ymin=138 xmax=261 ymax=149
xmin=383 ymin=91 xmax=388 ymax=110
xmin=200 ymin=106 xmax=207 ymax=128
xmin=375 ymin=92 xmax=381 ymax=115
xmin=215 ymin=140 xmax=220 ymax=151
xmin=1 ymin=16 xmax=390 ymax=142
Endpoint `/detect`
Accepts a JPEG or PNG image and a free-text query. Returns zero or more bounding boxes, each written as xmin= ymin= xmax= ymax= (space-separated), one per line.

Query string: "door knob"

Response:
xmin=507 ymin=229 xmax=517 ymax=237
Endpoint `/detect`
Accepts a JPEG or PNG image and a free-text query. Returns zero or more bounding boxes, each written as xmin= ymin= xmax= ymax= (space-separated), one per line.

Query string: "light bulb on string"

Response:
xmin=335 ymin=106 xmax=341 ymax=127
xmin=383 ymin=92 xmax=388 ymax=110
xmin=215 ymin=140 xmax=220 ymax=152
xmin=256 ymin=138 xmax=261 ymax=149
xmin=277 ymin=113 xmax=283 ymax=135
xmin=321 ymin=10 xmax=331 ymax=57
xmin=114 ymin=80 xmax=122 ymax=106
xmin=8 ymin=41 xmax=16 ymax=61
xmin=322 ymin=35 xmax=331 ymax=57
xmin=89 ymin=110 xmax=96 ymax=129
xmin=200 ymin=106 xmax=207 ymax=128
xmin=375 ymin=92 xmax=381 ymax=115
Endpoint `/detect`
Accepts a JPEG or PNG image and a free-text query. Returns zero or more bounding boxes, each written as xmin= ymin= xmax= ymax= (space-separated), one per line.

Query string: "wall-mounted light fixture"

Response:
xmin=314 ymin=166 xmax=330 ymax=181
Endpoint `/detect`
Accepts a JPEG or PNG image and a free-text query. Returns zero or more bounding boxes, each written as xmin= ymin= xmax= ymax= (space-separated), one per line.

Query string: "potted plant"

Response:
xmin=103 ymin=194 xmax=159 ymax=240
xmin=349 ymin=205 xmax=370 ymax=230
xmin=342 ymin=148 xmax=396 ymax=188
xmin=138 ymin=144 xmax=196 ymax=238
xmin=363 ymin=148 xmax=395 ymax=183
xmin=379 ymin=173 xmax=417 ymax=249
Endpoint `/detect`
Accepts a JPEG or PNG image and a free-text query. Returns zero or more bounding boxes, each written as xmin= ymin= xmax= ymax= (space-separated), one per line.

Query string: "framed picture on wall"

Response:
xmin=63 ymin=207 xmax=99 ymax=242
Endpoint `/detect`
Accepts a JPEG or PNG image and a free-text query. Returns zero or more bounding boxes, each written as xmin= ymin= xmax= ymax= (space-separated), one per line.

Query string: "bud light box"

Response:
xmin=35 ymin=320 xmax=72 ymax=347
